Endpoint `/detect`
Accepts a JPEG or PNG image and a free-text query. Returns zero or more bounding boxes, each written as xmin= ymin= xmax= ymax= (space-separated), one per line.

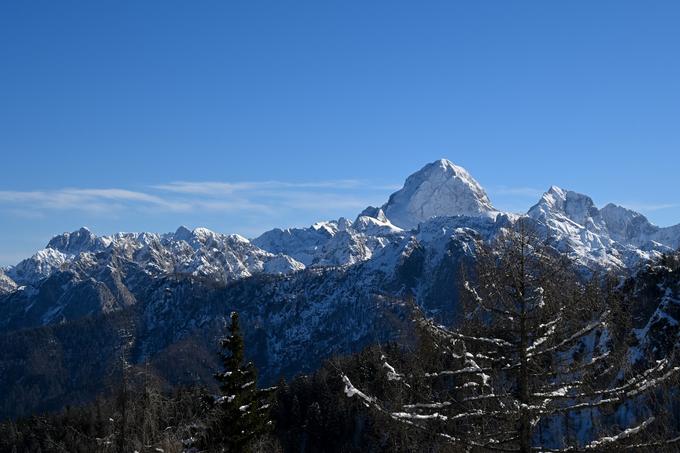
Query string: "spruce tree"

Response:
xmin=206 ymin=311 xmax=270 ymax=452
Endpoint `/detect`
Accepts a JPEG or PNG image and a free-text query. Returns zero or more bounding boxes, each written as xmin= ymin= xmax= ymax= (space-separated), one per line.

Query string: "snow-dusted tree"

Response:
xmin=342 ymin=220 xmax=680 ymax=452
xmin=205 ymin=311 xmax=271 ymax=452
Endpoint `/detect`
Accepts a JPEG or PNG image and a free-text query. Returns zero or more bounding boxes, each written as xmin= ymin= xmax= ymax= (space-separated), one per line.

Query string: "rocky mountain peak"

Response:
xmin=173 ymin=225 xmax=194 ymax=242
xmin=46 ymin=226 xmax=99 ymax=254
xmin=529 ymin=186 xmax=600 ymax=227
xmin=0 ymin=269 xmax=17 ymax=295
xmin=380 ymin=159 xmax=495 ymax=229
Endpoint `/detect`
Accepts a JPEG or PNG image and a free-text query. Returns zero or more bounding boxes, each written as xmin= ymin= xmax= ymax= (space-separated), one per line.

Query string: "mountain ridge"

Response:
xmin=3 ymin=158 xmax=679 ymax=289
xmin=0 ymin=158 xmax=679 ymax=419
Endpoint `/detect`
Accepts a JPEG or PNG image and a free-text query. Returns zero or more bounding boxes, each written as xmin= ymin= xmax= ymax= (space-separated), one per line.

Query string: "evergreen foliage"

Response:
xmin=342 ymin=223 xmax=680 ymax=452
xmin=2 ymin=252 xmax=680 ymax=452
xmin=204 ymin=312 xmax=271 ymax=452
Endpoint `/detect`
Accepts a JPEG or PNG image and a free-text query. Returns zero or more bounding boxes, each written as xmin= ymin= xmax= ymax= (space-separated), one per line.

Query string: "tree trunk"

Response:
xmin=518 ymin=229 xmax=532 ymax=453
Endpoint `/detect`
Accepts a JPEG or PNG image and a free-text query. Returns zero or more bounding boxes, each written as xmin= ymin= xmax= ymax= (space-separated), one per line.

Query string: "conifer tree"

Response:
xmin=206 ymin=311 xmax=270 ymax=452
xmin=342 ymin=220 xmax=680 ymax=452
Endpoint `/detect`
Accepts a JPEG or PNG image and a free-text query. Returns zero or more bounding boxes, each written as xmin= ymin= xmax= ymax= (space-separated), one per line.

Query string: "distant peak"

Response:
xmin=46 ymin=226 xmax=98 ymax=254
xmin=174 ymin=225 xmax=193 ymax=238
xmin=192 ymin=227 xmax=215 ymax=237
xmin=435 ymin=158 xmax=467 ymax=173
xmin=173 ymin=226 xmax=219 ymax=244
xmin=529 ymin=186 xmax=599 ymax=226
xmin=546 ymin=185 xmax=567 ymax=197
xmin=228 ymin=233 xmax=250 ymax=244
xmin=435 ymin=158 xmax=456 ymax=168
xmin=538 ymin=186 xmax=594 ymax=206
xmin=601 ymin=203 xmax=641 ymax=216
xmin=600 ymin=203 xmax=651 ymax=225
xmin=312 ymin=221 xmax=339 ymax=236
xmin=337 ymin=217 xmax=352 ymax=231
xmin=378 ymin=159 xmax=495 ymax=229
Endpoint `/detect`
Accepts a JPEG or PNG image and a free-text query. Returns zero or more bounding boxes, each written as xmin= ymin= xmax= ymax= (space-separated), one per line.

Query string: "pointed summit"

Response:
xmin=528 ymin=186 xmax=600 ymax=227
xmin=379 ymin=159 xmax=495 ymax=229
xmin=46 ymin=226 xmax=99 ymax=254
xmin=600 ymin=203 xmax=674 ymax=247
xmin=173 ymin=225 xmax=194 ymax=242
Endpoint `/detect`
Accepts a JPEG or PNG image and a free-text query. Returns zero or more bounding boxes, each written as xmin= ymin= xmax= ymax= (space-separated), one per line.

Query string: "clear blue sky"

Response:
xmin=1 ymin=1 xmax=679 ymax=265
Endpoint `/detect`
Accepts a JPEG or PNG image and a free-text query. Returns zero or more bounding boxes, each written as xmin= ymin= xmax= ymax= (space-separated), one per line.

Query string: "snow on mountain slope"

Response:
xmin=0 ymin=269 xmax=16 ymax=295
xmin=376 ymin=159 xmax=496 ymax=229
xmin=1 ymin=158 xmax=680 ymax=419
xmin=157 ymin=226 xmax=305 ymax=281
xmin=254 ymin=160 xmax=679 ymax=275
xmin=46 ymin=226 xmax=106 ymax=254
xmin=3 ymin=158 xmax=679 ymax=307
xmin=620 ymin=257 xmax=680 ymax=368
xmin=7 ymin=247 xmax=72 ymax=285
xmin=252 ymin=159 xmax=498 ymax=268
xmin=527 ymin=186 xmax=620 ymax=267
xmin=6 ymin=226 xmax=304 ymax=288
xmin=7 ymin=158 xmax=677 ymax=300
xmin=601 ymin=204 xmax=680 ymax=250
xmin=1 ymin=162 xmax=679 ymax=334
xmin=253 ymin=215 xmax=404 ymax=267
xmin=528 ymin=186 xmax=677 ymax=269
xmin=252 ymin=221 xmax=342 ymax=266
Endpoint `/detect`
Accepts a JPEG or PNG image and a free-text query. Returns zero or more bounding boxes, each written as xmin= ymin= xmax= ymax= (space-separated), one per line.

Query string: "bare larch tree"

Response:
xmin=342 ymin=220 xmax=680 ymax=452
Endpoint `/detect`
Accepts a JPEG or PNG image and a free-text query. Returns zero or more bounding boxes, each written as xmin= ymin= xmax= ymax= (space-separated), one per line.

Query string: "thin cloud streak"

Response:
xmin=0 ymin=188 xmax=191 ymax=213
xmin=153 ymin=179 xmax=393 ymax=195
xmin=0 ymin=179 xmax=397 ymax=218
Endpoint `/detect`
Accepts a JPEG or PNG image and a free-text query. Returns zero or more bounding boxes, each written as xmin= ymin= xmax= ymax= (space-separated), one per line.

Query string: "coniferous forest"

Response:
xmin=4 ymin=1 xmax=680 ymax=451
xmin=3 ymin=226 xmax=680 ymax=453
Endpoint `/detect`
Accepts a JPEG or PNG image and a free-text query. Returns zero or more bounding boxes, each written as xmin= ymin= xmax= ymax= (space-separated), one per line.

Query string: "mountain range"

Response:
xmin=1 ymin=158 xmax=679 ymax=418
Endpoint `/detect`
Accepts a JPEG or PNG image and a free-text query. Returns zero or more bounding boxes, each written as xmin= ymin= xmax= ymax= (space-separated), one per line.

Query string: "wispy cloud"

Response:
xmin=153 ymin=179 xmax=376 ymax=195
xmin=0 ymin=179 xmax=397 ymax=218
xmin=0 ymin=188 xmax=191 ymax=213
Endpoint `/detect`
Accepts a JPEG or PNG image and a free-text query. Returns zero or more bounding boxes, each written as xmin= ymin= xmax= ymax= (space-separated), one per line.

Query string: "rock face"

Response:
xmin=7 ymin=226 xmax=304 ymax=289
xmin=0 ymin=269 xmax=16 ymax=295
xmin=1 ymin=158 xmax=679 ymax=419
xmin=528 ymin=186 xmax=678 ymax=269
xmin=46 ymin=226 xmax=102 ymax=255
xmin=376 ymin=159 xmax=496 ymax=229
xmin=0 ymin=227 xmax=305 ymax=332
xmin=252 ymin=217 xmax=403 ymax=268
xmin=600 ymin=203 xmax=680 ymax=250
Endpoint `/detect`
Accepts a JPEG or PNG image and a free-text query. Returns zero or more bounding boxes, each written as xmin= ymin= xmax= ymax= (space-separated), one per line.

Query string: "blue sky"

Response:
xmin=1 ymin=1 xmax=679 ymax=265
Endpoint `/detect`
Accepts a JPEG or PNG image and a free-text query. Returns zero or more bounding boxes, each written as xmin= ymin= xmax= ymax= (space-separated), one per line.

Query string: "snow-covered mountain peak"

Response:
xmin=525 ymin=187 xmax=680 ymax=268
xmin=337 ymin=217 xmax=352 ymax=231
xmin=380 ymin=159 xmax=495 ymax=230
xmin=46 ymin=226 xmax=100 ymax=255
xmin=312 ymin=221 xmax=339 ymax=236
xmin=3 ymin=159 xmax=680 ymax=304
xmin=600 ymin=203 xmax=649 ymax=227
xmin=173 ymin=225 xmax=194 ymax=242
xmin=0 ymin=269 xmax=17 ymax=295
xmin=189 ymin=227 xmax=218 ymax=244
xmin=7 ymin=247 xmax=71 ymax=285
xmin=229 ymin=233 xmax=250 ymax=244
xmin=543 ymin=185 xmax=569 ymax=204
xmin=600 ymin=203 xmax=680 ymax=249
xmin=172 ymin=226 xmax=242 ymax=248
xmin=529 ymin=186 xmax=599 ymax=228
xmin=353 ymin=214 xmax=403 ymax=235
